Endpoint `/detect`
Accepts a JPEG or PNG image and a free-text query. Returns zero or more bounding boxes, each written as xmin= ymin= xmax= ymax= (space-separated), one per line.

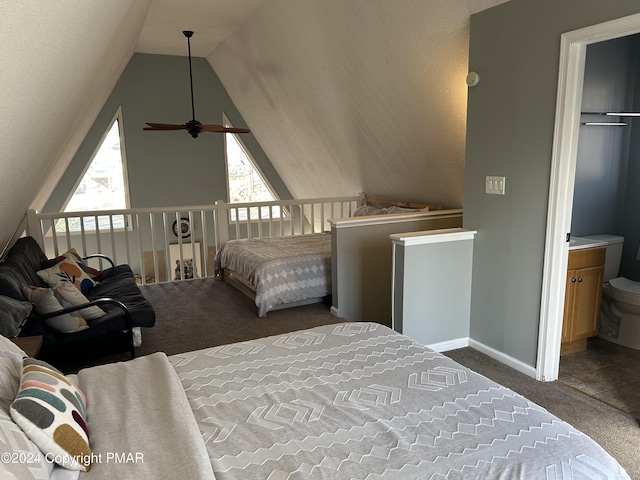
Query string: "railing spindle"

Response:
xmin=108 ymin=215 xmax=116 ymax=264
xmin=136 ymin=214 xmax=145 ymax=284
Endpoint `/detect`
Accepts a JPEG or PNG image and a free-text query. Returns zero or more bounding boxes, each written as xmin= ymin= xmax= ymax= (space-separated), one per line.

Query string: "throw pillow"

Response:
xmin=37 ymin=256 xmax=97 ymax=293
xmin=0 ymin=409 xmax=52 ymax=479
xmin=0 ymin=335 xmax=26 ymax=414
xmin=54 ymin=281 xmax=105 ymax=320
xmin=60 ymin=248 xmax=100 ymax=278
xmin=22 ymin=286 xmax=88 ymax=333
xmin=10 ymin=358 xmax=92 ymax=471
xmin=0 ymin=295 xmax=33 ymax=338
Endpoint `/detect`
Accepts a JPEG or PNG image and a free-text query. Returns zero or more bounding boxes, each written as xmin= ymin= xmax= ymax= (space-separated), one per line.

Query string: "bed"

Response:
xmin=214 ymin=197 xmax=445 ymax=317
xmin=0 ymin=323 xmax=630 ymax=479
xmin=214 ymin=233 xmax=332 ymax=317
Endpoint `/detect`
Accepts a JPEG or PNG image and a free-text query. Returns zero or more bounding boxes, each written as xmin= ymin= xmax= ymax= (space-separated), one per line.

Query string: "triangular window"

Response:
xmin=57 ymin=109 xmax=130 ymax=232
xmin=224 ymin=115 xmax=282 ymax=221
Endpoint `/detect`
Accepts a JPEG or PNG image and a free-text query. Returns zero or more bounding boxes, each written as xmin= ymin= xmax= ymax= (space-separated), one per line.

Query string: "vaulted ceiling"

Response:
xmin=0 ymin=0 xmax=508 ymax=249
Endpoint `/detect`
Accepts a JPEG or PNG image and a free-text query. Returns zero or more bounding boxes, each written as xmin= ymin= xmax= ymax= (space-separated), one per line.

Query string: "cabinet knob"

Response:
xmin=578 ymin=278 xmax=583 ymax=282
xmin=571 ymin=278 xmax=577 ymax=282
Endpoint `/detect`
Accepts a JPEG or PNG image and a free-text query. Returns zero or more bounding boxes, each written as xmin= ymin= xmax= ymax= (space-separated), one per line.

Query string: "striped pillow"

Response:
xmin=10 ymin=358 xmax=92 ymax=471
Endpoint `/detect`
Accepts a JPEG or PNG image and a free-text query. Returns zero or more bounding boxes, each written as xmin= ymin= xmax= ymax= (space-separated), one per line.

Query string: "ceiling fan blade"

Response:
xmin=144 ymin=123 xmax=187 ymax=131
xmin=201 ymin=124 xmax=251 ymax=134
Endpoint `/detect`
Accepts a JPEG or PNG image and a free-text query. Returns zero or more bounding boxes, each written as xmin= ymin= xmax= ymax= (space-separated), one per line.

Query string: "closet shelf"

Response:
xmin=581 ymin=112 xmax=639 ymax=126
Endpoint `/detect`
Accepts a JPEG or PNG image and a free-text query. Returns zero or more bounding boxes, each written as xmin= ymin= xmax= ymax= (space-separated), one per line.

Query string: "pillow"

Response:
xmin=352 ymin=205 xmax=386 ymax=216
xmin=0 ymin=295 xmax=33 ymax=338
xmin=10 ymin=358 xmax=91 ymax=472
xmin=54 ymin=282 xmax=105 ymax=320
xmin=385 ymin=206 xmax=420 ymax=214
xmin=22 ymin=286 xmax=88 ymax=334
xmin=0 ymin=335 xmax=26 ymax=414
xmin=37 ymin=256 xmax=97 ymax=293
xmin=0 ymin=409 xmax=52 ymax=479
xmin=60 ymin=248 xmax=100 ymax=278
xmin=0 ymin=338 xmax=53 ymax=479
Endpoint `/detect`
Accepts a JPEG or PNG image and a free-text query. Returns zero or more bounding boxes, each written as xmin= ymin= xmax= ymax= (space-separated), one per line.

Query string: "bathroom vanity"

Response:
xmin=561 ymin=238 xmax=606 ymax=355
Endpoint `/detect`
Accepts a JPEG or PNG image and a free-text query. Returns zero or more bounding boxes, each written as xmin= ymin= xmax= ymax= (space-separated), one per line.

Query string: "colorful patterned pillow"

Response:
xmin=10 ymin=358 xmax=92 ymax=472
xmin=54 ymin=281 xmax=105 ymax=320
xmin=0 ymin=338 xmax=52 ymax=478
xmin=37 ymin=255 xmax=97 ymax=293
xmin=59 ymin=248 xmax=100 ymax=278
xmin=22 ymin=286 xmax=89 ymax=333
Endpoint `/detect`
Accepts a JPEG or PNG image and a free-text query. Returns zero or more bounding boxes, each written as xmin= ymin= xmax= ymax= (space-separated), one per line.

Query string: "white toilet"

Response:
xmin=582 ymin=234 xmax=640 ymax=350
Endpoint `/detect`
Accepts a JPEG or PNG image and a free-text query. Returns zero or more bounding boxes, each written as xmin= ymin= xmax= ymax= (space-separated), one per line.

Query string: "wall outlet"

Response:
xmin=486 ymin=176 xmax=506 ymax=195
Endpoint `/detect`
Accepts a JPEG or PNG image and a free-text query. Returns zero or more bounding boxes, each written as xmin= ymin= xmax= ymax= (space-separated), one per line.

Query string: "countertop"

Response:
xmin=568 ymin=236 xmax=607 ymax=251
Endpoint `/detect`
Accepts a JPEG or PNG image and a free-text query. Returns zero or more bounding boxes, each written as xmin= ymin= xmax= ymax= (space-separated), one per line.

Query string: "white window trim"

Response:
xmin=222 ymin=113 xmax=286 ymax=223
xmin=64 ymin=106 xmax=131 ymax=211
xmin=57 ymin=106 xmax=132 ymax=233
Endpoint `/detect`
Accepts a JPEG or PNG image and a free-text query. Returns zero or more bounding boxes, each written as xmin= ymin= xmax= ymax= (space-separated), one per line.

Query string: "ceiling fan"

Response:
xmin=143 ymin=30 xmax=250 ymax=138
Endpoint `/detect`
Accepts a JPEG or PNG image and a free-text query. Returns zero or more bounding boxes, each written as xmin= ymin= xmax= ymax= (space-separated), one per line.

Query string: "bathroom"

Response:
xmin=569 ymin=33 xmax=640 ymax=349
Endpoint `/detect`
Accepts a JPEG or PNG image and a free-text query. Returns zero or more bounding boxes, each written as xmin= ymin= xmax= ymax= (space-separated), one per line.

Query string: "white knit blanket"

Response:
xmin=77 ymin=353 xmax=214 ymax=480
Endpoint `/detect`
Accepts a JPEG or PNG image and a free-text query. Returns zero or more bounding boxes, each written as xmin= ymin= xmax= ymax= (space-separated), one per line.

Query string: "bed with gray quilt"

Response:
xmin=214 ymin=233 xmax=331 ymax=317
xmin=171 ymin=322 xmax=629 ymax=479
xmin=0 ymin=323 xmax=630 ymax=479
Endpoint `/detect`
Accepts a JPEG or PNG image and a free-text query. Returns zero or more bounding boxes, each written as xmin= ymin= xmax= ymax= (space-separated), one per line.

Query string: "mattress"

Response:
xmin=214 ymin=233 xmax=331 ymax=316
xmin=0 ymin=324 xmax=629 ymax=479
xmin=170 ymin=322 xmax=629 ymax=479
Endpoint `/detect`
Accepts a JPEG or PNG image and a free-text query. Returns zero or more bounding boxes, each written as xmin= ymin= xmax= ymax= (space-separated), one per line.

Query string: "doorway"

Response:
xmin=538 ymin=13 xmax=640 ymax=382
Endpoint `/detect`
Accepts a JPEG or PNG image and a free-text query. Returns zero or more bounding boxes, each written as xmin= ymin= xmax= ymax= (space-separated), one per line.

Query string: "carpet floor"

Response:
xmin=446 ymin=347 xmax=640 ymax=479
xmin=62 ymin=277 xmax=640 ymax=478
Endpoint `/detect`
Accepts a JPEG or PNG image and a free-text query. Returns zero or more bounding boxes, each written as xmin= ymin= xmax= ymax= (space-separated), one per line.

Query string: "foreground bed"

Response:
xmin=0 ymin=323 xmax=629 ymax=479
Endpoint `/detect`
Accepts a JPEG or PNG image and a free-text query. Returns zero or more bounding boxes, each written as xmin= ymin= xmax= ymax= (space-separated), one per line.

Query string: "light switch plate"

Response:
xmin=486 ymin=176 xmax=506 ymax=195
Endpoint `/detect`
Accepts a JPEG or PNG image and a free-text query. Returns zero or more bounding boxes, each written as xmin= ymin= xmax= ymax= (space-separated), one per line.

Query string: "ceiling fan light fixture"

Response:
xmin=143 ymin=30 xmax=250 ymax=138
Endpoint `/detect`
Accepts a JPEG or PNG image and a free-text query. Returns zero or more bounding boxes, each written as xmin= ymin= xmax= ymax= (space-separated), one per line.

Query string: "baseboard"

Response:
xmin=468 ymin=338 xmax=537 ymax=379
xmin=427 ymin=337 xmax=469 ymax=352
xmin=330 ymin=306 xmax=340 ymax=317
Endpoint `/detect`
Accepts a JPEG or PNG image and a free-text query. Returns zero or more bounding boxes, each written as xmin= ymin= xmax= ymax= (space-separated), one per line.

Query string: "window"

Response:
xmin=224 ymin=115 xmax=283 ymax=221
xmin=57 ymin=110 xmax=129 ymax=232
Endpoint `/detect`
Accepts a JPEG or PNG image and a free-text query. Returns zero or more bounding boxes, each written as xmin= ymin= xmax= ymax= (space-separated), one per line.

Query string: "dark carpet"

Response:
xmin=59 ymin=277 xmax=341 ymax=371
xmin=446 ymin=347 xmax=640 ymax=479
xmin=64 ymin=277 xmax=640 ymax=478
xmin=136 ymin=277 xmax=341 ymax=355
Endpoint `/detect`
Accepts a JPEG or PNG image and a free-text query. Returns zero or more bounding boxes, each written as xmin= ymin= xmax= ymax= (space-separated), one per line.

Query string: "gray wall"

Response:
xmin=331 ymin=213 xmax=463 ymax=327
xmin=392 ymin=238 xmax=473 ymax=346
xmin=464 ymin=0 xmax=640 ymax=367
xmin=621 ymin=43 xmax=640 ymax=280
xmin=44 ymin=53 xmax=290 ymax=213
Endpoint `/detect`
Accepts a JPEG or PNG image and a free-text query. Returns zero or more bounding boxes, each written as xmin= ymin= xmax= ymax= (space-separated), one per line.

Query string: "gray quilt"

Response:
xmin=170 ymin=323 xmax=630 ymax=479
xmin=214 ymin=233 xmax=331 ymax=316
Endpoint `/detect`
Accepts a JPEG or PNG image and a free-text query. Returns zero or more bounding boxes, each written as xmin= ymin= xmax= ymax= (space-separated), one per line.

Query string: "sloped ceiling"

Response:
xmin=209 ymin=0 xmax=477 ymax=205
xmin=0 ymin=0 xmax=152 ymax=250
xmin=0 ymin=0 xmax=508 ymax=250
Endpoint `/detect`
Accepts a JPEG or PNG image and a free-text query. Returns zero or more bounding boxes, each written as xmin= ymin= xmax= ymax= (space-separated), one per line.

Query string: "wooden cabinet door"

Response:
xmin=562 ymin=269 xmax=576 ymax=344
xmin=571 ymin=265 xmax=604 ymax=340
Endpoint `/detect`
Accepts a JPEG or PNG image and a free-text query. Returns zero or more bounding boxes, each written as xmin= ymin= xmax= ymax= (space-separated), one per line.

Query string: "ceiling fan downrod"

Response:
xmin=183 ymin=30 xmax=197 ymax=124
xmin=142 ymin=30 xmax=251 ymax=138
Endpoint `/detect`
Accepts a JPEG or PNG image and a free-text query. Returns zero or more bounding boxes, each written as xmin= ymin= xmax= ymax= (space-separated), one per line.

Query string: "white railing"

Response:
xmin=25 ymin=195 xmax=362 ymax=285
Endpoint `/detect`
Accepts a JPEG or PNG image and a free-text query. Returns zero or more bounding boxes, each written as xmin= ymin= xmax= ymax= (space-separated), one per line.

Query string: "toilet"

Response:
xmin=582 ymin=234 xmax=640 ymax=350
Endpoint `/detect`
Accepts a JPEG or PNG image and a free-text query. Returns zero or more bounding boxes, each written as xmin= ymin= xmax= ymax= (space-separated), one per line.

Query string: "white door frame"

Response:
xmin=537 ymin=13 xmax=640 ymax=382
